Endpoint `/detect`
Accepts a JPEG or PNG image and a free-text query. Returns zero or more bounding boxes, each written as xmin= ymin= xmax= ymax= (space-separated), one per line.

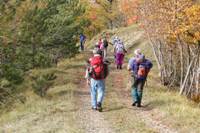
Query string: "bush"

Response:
xmin=34 ymin=52 xmax=52 ymax=68
xmin=1 ymin=64 xmax=24 ymax=85
xmin=32 ymin=70 xmax=56 ymax=97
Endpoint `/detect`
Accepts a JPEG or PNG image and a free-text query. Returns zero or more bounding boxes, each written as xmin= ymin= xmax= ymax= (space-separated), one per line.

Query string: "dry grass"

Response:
xmin=0 ymin=54 xmax=86 ymax=133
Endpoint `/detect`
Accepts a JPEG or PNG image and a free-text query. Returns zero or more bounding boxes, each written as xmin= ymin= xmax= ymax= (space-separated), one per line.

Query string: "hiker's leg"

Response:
xmin=119 ymin=54 xmax=124 ymax=69
xmin=83 ymin=41 xmax=85 ymax=51
xmin=131 ymin=78 xmax=139 ymax=102
xmin=90 ymin=78 xmax=97 ymax=108
xmin=137 ymin=80 xmax=145 ymax=105
xmin=80 ymin=42 xmax=83 ymax=51
xmin=131 ymin=87 xmax=139 ymax=102
xmin=97 ymin=80 xmax=105 ymax=104
xmin=116 ymin=53 xmax=121 ymax=68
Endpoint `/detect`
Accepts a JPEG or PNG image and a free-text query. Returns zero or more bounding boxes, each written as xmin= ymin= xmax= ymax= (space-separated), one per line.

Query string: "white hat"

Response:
xmin=95 ymin=42 xmax=99 ymax=46
xmin=134 ymin=49 xmax=141 ymax=55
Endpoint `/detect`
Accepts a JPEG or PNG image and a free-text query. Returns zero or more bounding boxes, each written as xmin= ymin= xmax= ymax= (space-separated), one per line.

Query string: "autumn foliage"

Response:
xmin=138 ymin=0 xmax=200 ymax=99
xmin=119 ymin=0 xmax=139 ymax=25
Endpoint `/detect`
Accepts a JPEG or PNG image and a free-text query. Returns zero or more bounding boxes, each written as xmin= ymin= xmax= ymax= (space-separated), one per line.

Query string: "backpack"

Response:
xmin=89 ymin=56 xmax=109 ymax=79
xmin=137 ymin=64 xmax=147 ymax=78
xmin=115 ymin=44 xmax=124 ymax=53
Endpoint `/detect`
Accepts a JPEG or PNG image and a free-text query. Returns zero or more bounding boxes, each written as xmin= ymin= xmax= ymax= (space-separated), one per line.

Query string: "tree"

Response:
xmin=138 ymin=0 xmax=200 ymax=99
xmin=0 ymin=0 xmax=87 ymax=85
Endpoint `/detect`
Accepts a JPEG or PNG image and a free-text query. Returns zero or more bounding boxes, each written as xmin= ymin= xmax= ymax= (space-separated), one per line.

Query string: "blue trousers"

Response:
xmin=90 ymin=78 xmax=105 ymax=108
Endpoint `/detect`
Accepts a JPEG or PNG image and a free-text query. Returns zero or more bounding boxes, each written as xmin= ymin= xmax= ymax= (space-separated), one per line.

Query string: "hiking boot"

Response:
xmin=97 ymin=102 xmax=102 ymax=112
xmin=132 ymin=101 xmax=138 ymax=106
xmin=92 ymin=107 xmax=97 ymax=111
xmin=137 ymin=102 xmax=142 ymax=107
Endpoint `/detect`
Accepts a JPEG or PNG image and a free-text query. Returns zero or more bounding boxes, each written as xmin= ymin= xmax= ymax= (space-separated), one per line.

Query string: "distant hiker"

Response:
xmin=85 ymin=48 xmax=110 ymax=112
xmin=103 ymin=36 xmax=109 ymax=58
xmin=98 ymin=38 xmax=104 ymax=50
xmin=127 ymin=51 xmax=153 ymax=107
xmin=112 ymin=36 xmax=119 ymax=46
xmin=114 ymin=39 xmax=127 ymax=69
xmin=80 ymin=33 xmax=86 ymax=51
xmin=97 ymin=38 xmax=106 ymax=58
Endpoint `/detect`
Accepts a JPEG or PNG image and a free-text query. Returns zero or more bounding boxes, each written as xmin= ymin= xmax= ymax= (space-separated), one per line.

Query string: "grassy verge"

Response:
xmin=0 ymin=54 xmax=87 ymax=133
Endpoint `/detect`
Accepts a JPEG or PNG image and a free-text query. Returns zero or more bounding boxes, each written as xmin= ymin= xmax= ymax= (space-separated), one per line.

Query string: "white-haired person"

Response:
xmin=114 ymin=39 xmax=127 ymax=69
xmin=127 ymin=49 xmax=153 ymax=107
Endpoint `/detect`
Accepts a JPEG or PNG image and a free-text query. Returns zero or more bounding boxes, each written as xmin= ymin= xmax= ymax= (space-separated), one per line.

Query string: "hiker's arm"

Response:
xmin=127 ymin=65 xmax=132 ymax=71
xmin=85 ymin=69 xmax=91 ymax=85
xmin=113 ymin=47 xmax=116 ymax=54
xmin=123 ymin=47 xmax=127 ymax=53
xmin=85 ymin=68 xmax=91 ymax=79
xmin=127 ymin=59 xmax=133 ymax=71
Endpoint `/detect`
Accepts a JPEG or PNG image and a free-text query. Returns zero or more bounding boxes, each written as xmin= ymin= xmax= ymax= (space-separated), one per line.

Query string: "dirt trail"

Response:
xmin=76 ymin=79 xmax=115 ymax=133
xmin=74 ymin=51 xmax=177 ymax=133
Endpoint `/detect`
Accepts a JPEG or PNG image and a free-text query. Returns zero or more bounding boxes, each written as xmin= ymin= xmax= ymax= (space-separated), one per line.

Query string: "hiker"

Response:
xmin=98 ymin=38 xmax=105 ymax=58
xmin=103 ymin=36 xmax=109 ymax=58
xmin=85 ymin=48 xmax=109 ymax=112
xmin=127 ymin=50 xmax=153 ymax=107
xmin=80 ymin=33 xmax=86 ymax=51
xmin=114 ymin=39 xmax=127 ymax=69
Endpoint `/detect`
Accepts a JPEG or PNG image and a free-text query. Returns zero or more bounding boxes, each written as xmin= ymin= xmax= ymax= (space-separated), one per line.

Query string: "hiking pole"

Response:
xmin=145 ymin=78 xmax=148 ymax=88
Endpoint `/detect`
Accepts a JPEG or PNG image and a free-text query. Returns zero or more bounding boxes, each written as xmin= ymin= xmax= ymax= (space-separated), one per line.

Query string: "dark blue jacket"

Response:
xmin=80 ymin=34 xmax=86 ymax=42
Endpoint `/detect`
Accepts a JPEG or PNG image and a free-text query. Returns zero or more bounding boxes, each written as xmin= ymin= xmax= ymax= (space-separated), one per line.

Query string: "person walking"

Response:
xmin=85 ymin=48 xmax=109 ymax=112
xmin=103 ymin=36 xmax=109 ymax=58
xmin=114 ymin=39 xmax=127 ymax=69
xmin=80 ymin=33 xmax=86 ymax=51
xmin=127 ymin=50 xmax=153 ymax=107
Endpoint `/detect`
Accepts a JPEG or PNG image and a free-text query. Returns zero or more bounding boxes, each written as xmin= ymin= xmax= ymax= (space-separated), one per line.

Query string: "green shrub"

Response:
xmin=1 ymin=64 xmax=24 ymax=85
xmin=32 ymin=70 xmax=56 ymax=97
xmin=34 ymin=52 xmax=52 ymax=68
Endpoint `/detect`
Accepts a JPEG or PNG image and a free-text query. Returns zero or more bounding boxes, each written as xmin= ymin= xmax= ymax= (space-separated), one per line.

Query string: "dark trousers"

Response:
xmin=131 ymin=77 xmax=146 ymax=104
xmin=80 ymin=41 xmax=84 ymax=51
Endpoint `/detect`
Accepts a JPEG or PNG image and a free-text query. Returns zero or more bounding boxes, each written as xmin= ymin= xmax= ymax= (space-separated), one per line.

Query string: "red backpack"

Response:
xmin=90 ymin=56 xmax=105 ymax=80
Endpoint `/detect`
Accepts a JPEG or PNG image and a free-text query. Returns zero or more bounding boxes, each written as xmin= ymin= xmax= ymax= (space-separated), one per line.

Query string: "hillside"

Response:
xmin=0 ymin=25 xmax=200 ymax=133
